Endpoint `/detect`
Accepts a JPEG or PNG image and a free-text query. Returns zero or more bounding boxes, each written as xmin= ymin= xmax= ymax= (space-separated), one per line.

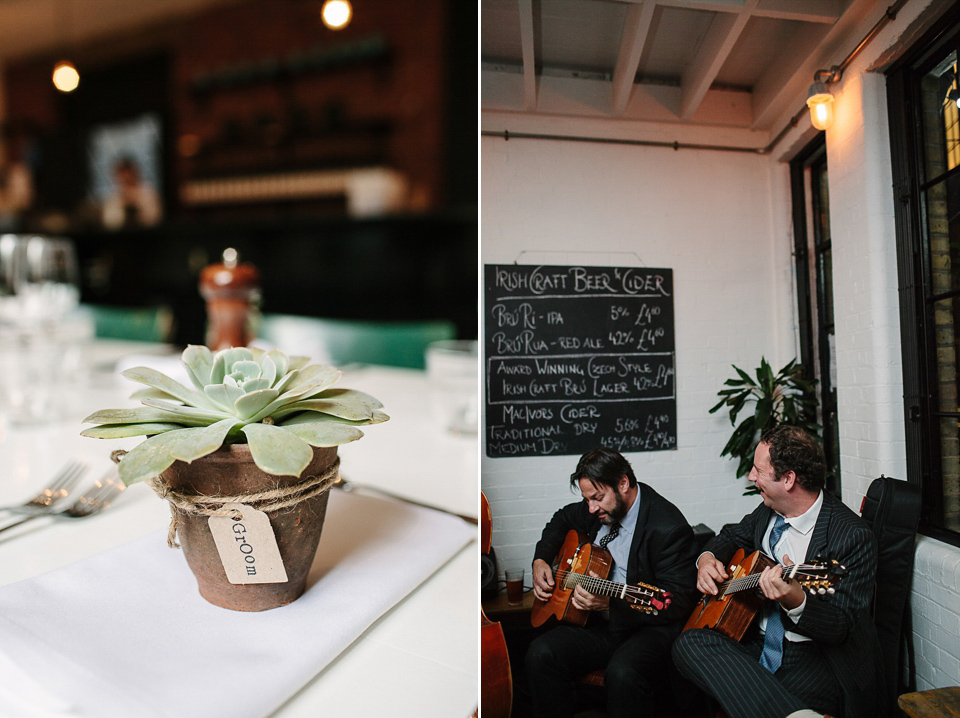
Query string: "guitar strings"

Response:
xmin=717 ymin=563 xmax=832 ymax=595
xmin=553 ymin=569 xmax=657 ymax=598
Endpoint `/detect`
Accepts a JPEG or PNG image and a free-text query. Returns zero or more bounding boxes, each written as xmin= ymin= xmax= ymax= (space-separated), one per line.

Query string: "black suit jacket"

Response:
xmin=703 ymin=491 xmax=886 ymax=718
xmin=533 ymin=483 xmax=699 ymax=639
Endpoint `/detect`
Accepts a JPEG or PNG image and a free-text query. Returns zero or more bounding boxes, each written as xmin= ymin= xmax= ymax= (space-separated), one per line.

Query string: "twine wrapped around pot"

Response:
xmin=111 ymin=449 xmax=340 ymax=548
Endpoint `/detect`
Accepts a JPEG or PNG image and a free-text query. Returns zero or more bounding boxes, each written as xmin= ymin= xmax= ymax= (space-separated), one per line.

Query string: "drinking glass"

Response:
xmin=0 ymin=235 xmax=86 ymax=424
xmin=425 ymin=340 xmax=478 ymax=434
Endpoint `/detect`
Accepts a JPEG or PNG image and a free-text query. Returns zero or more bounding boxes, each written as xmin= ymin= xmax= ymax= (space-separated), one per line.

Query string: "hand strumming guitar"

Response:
xmin=532 ymin=558 xmax=555 ymax=601
xmin=695 ymin=553 xmax=729 ymax=595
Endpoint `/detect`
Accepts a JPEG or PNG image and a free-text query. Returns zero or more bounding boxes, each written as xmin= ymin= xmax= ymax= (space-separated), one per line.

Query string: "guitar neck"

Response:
xmin=718 ymin=561 xmax=808 ymax=596
xmin=556 ymin=569 xmax=648 ymax=602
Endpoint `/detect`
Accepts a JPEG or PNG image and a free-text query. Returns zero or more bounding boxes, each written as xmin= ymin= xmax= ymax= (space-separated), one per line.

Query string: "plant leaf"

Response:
xmin=115 ymin=433 xmax=179 ymax=485
xmin=162 ymin=419 xmax=238 ymax=463
xmin=274 ymin=389 xmax=388 ymax=422
xmin=140 ymin=399 xmax=226 ymax=423
xmin=266 ymin=349 xmax=288 ymax=380
xmin=286 ymin=364 xmax=342 ymax=398
xmin=241 ymin=422 xmax=313 ymax=476
xmin=181 ymin=345 xmax=215 ymax=390
xmin=279 ymin=413 xmax=364 ymax=445
xmin=204 ymin=382 xmax=244 ymax=411
xmin=122 ymin=366 xmax=217 ymax=411
xmin=81 ymin=422 xmax=183 ymax=438
xmin=130 ymin=387 xmax=179 ymax=401
xmin=733 ymin=366 xmax=755 ymax=386
xmin=234 ymin=388 xmax=280 ymax=419
xmin=82 ymin=407 xmax=209 ymax=427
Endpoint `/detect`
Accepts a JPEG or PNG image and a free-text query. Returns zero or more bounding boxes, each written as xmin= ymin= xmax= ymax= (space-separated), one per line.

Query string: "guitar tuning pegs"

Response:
xmin=827 ymin=587 xmax=835 ymax=594
xmin=818 ymin=587 xmax=827 ymax=595
xmin=567 ymin=558 xmax=573 ymax=565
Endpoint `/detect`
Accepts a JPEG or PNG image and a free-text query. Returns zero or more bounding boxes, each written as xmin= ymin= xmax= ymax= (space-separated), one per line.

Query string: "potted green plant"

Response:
xmin=82 ymin=345 xmax=388 ymax=611
xmin=710 ymin=357 xmax=819 ymax=494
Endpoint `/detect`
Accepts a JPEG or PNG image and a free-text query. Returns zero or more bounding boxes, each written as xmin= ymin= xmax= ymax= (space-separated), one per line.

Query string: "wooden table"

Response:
xmin=899 ymin=687 xmax=960 ymax=718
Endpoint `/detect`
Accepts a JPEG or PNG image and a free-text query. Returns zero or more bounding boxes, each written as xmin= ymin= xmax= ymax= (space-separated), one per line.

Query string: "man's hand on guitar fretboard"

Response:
xmin=570 ymin=571 xmax=610 ymax=611
xmin=758 ymin=553 xmax=805 ymax=610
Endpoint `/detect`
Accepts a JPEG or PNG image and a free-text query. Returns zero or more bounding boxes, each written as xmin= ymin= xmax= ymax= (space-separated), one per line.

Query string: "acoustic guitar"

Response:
xmin=530 ymin=529 xmax=672 ymax=628
xmin=480 ymin=492 xmax=512 ymax=718
xmin=682 ymin=548 xmax=846 ymax=641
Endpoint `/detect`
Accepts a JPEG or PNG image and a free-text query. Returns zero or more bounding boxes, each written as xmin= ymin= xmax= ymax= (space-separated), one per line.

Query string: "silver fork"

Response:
xmin=0 ymin=470 xmax=126 ymax=536
xmin=0 ymin=461 xmax=87 ymax=515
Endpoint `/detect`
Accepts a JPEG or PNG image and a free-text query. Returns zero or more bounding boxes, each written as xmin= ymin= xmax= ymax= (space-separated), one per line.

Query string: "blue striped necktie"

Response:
xmin=759 ymin=514 xmax=789 ymax=673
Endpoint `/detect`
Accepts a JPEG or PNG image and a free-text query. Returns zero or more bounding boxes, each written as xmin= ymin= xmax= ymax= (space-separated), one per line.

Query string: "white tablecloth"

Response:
xmin=0 ymin=341 xmax=479 ymax=717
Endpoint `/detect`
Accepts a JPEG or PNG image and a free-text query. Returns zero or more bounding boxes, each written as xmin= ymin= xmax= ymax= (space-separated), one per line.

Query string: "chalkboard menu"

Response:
xmin=484 ymin=264 xmax=677 ymax=458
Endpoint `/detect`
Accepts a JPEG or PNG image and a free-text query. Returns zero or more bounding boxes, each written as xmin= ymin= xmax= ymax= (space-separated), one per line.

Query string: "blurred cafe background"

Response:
xmin=0 ymin=0 xmax=477 ymax=352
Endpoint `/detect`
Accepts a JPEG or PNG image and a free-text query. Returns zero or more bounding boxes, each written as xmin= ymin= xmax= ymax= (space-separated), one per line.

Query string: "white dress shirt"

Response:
xmin=759 ymin=490 xmax=824 ymax=642
xmin=595 ymin=486 xmax=641 ymax=586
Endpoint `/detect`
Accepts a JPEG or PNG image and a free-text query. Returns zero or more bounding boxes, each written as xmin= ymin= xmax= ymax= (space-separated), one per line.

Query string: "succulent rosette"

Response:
xmin=82 ymin=345 xmax=388 ymax=485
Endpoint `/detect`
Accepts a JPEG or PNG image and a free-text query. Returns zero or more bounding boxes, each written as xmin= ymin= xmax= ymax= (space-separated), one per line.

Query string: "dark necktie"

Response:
xmin=759 ymin=514 xmax=789 ymax=673
xmin=598 ymin=523 xmax=620 ymax=549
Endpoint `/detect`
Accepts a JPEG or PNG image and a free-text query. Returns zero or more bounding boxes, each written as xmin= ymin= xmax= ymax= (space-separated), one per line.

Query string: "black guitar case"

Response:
xmin=859 ymin=475 xmax=921 ymax=713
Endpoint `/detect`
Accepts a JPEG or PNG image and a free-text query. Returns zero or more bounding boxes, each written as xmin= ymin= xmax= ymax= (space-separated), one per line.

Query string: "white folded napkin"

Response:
xmin=0 ymin=490 xmax=475 ymax=718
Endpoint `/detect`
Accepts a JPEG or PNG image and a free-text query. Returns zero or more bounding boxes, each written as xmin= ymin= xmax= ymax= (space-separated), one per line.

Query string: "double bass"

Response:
xmin=480 ymin=492 xmax=512 ymax=718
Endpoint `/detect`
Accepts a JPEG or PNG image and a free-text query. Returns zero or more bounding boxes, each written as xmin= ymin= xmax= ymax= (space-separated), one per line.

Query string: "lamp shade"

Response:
xmin=806 ymin=80 xmax=834 ymax=131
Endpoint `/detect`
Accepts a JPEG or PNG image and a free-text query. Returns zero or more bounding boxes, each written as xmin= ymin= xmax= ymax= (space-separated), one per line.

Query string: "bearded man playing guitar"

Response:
xmin=672 ymin=425 xmax=885 ymax=718
xmin=525 ymin=447 xmax=699 ymax=718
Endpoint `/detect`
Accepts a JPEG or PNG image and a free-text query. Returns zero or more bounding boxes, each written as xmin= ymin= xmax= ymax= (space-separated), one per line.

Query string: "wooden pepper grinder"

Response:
xmin=199 ymin=248 xmax=261 ymax=349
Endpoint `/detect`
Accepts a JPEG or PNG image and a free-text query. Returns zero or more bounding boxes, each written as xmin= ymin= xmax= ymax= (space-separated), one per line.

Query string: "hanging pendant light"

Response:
xmin=321 ymin=0 xmax=353 ymax=30
xmin=52 ymin=60 xmax=79 ymax=92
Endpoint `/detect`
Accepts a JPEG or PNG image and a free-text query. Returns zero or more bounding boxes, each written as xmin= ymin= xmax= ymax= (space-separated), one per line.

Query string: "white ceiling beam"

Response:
xmin=678 ymin=0 xmax=757 ymax=120
xmin=750 ymin=22 xmax=829 ymax=127
xmin=753 ymin=0 xmax=841 ymax=24
xmin=518 ymin=0 xmax=538 ymax=111
xmin=611 ymin=1 xmax=656 ymax=116
xmin=616 ymin=0 xmax=839 ymax=22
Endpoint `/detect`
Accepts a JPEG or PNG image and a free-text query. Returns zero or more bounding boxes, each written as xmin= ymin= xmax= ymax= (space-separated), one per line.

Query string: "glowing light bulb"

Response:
xmin=321 ymin=0 xmax=352 ymax=30
xmin=806 ymin=81 xmax=834 ymax=131
xmin=52 ymin=61 xmax=79 ymax=92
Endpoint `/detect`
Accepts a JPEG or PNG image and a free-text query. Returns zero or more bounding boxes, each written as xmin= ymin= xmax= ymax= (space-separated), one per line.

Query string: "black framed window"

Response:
xmin=888 ymin=2 xmax=960 ymax=547
xmin=791 ymin=136 xmax=841 ymax=496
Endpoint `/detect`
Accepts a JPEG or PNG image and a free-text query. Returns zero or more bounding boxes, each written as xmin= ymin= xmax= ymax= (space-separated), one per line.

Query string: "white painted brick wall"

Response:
xmin=818 ymin=0 xmax=960 ymax=693
xmin=481 ymin=135 xmax=796 ymax=576
xmin=481 ymin=0 xmax=960 ymax=694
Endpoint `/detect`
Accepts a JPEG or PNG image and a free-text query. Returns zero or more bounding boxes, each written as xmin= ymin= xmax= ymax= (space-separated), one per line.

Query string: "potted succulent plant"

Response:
xmin=82 ymin=345 xmax=388 ymax=611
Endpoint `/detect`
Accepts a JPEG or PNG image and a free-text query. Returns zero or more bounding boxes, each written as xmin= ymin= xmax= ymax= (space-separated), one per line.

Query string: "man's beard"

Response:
xmin=601 ymin=492 xmax=628 ymax=525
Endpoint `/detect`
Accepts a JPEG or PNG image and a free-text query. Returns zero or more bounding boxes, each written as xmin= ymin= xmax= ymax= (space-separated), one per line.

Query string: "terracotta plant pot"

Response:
xmin=160 ymin=443 xmax=337 ymax=611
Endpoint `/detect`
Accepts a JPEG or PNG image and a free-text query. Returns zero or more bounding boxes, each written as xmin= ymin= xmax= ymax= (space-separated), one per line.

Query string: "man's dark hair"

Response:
xmin=569 ymin=447 xmax=637 ymax=490
xmin=760 ymin=424 xmax=825 ymax=493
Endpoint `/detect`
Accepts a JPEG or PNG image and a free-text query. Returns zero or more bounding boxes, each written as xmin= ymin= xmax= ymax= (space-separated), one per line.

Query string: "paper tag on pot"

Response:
xmin=208 ymin=503 xmax=289 ymax=584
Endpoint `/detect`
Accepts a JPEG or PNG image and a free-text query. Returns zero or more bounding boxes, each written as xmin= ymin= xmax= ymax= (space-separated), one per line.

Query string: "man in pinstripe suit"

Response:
xmin=672 ymin=425 xmax=885 ymax=718
xmin=525 ymin=447 xmax=699 ymax=718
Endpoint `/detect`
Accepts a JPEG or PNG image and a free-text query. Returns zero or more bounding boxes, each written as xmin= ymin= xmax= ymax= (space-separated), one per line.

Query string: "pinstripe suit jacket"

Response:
xmin=533 ymin=483 xmax=699 ymax=639
xmin=702 ymin=491 xmax=886 ymax=718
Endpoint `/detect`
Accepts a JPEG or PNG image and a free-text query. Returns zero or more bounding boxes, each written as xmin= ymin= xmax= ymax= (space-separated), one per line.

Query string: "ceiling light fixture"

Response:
xmin=52 ymin=60 xmax=79 ymax=92
xmin=321 ymin=0 xmax=353 ymax=30
xmin=806 ymin=68 xmax=840 ymax=131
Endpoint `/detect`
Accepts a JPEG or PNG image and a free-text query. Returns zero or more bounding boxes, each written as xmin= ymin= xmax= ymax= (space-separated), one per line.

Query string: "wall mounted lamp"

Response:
xmin=806 ymin=68 xmax=840 ymax=131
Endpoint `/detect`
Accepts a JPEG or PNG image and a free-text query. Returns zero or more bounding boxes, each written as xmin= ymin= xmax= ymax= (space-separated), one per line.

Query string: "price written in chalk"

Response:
xmin=484 ymin=263 xmax=676 ymax=458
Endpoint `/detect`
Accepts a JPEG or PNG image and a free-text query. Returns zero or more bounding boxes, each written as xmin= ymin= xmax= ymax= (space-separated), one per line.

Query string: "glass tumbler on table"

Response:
xmin=505 ymin=568 xmax=525 ymax=605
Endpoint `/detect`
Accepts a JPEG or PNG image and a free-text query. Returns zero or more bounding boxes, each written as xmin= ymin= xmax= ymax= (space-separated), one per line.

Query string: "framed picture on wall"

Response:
xmin=87 ymin=112 xmax=163 ymax=230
